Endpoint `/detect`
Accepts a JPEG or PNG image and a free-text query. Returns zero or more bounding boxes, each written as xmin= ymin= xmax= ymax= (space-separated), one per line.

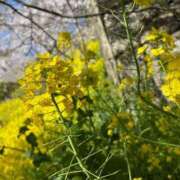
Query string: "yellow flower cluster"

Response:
xmin=138 ymin=28 xmax=175 ymax=55
xmin=19 ymin=33 xmax=104 ymax=125
xmin=161 ymin=54 xmax=180 ymax=104
xmin=107 ymin=112 xmax=134 ymax=136
xmin=137 ymin=28 xmax=179 ymax=104
xmin=145 ymin=28 xmax=175 ymax=49
xmin=57 ymin=32 xmax=72 ymax=49
xmin=137 ymin=28 xmax=175 ymax=77
xmin=0 ymin=33 xmax=105 ymax=178
xmin=148 ymin=155 xmax=161 ymax=171
xmin=118 ymin=76 xmax=134 ymax=92
xmin=86 ymin=39 xmax=100 ymax=54
xmin=0 ymin=99 xmax=34 ymax=178
xmin=155 ymin=118 xmax=170 ymax=135
xmin=140 ymin=143 xmax=152 ymax=155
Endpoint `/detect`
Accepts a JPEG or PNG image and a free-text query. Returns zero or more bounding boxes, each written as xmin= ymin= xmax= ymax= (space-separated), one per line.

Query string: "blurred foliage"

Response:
xmin=0 ymin=82 xmax=18 ymax=101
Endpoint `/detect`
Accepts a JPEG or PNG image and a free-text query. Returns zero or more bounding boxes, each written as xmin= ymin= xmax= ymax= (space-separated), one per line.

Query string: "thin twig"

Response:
xmin=14 ymin=0 xmax=110 ymax=19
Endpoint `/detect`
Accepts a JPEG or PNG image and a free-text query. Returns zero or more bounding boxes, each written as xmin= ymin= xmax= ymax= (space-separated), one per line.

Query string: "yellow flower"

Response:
xmin=108 ymin=116 xmax=119 ymax=129
xmin=118 ymin=77 xmax=134 ymax=91
xmin=134 ymin=0 xmax=154 ymax=6
xmin=72 ymin=49 xmax=85 ymax=75
xmin=161 ymin=32 xmax=175 ymax=48
xmin=88 ymin=59 xmax=104 ymax=72
xmin=145 ymin=28 xmax=159 ymax=41
xmin=140 ymin=144 xmax=152 ymax=154
xmin=126 ymin=121 xmax=134 ymax=129
xmin=37 ymin=52 xmax=51 ymax=60
xmin=151 ymin=47 xmax=165 ymax=57
xmin=166 ymin=156 xmax=172 ymax=163
xmin=57 ymin=32 xmax=71 ymax=49
xmin=133 ymin=178 xmax=142 ymax=180
xmin=145 ymin=27 xmax=175 ymax=51
xmin=163 ymin=105 xmax=171 ymax=112
xmin=144 ymin=56 xmax=154 ymax=77
xmin=155 ymin=118 xmax=169 ymax=135
xmin=86 ymin=40 xmax=100 ymax=54
xmin=148 ymin=156 xmax=160 ymax=170
xmin=174 ymin=147 xmax=180 ymax=156
xmin=137 ymin=45 xmax=148 ymax=55
xmin=107 ymin=129 xmax=113 ymax=136
xmin=161 ymin=64 xmax=180 ymax=104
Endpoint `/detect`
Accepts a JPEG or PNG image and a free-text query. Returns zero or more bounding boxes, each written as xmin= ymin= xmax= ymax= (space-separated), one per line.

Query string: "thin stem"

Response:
xmin=134 ymin=135 xmax=180 ymax=148
xmin=50 ymin=93 xmax=64 ymax=121
xmin=65 ymin=155 xmax=75 ymax=180
xmin=122 ymin=6 xmax=141 ymax=93
xmin=123 ymin=142 xmax=132 ymax=180
xmin=50 ymin=93 xmax=100 ymax=179
xmin=49 ymin=150 xmax=102 ymax=178
xmin=68 ymin=136 xmax=100 ymax=179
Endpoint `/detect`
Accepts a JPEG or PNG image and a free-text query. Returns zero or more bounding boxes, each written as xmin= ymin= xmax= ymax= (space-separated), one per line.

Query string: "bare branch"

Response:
xmin=14 ymin=0 xmax=110 ymax=19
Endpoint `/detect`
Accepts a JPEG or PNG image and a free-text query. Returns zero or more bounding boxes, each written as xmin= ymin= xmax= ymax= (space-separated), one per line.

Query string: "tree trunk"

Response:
xmin=87 ymin=0 xmax=119 ymax=84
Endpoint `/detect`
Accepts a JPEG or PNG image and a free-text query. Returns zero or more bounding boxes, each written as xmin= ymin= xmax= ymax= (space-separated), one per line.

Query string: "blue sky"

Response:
xmin=6 ymin=0 xmax=23 ymax=8
xmin=0 ymin=1 xmax=19 ymax=51
xmin=0 ymin=0 xmax=27 ymax=52
xmin=1 ymin=0 xmax=31 ymax=9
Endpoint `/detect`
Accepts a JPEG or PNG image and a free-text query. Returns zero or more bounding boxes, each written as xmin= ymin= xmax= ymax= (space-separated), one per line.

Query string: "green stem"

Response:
xmin=123 ymin=142 xmax=132 ymax=180
xmin=51 ymin=93 xmax=100 ymax=179
xmin=51 ymin=93 xmax=64 ymax=121
xmin=122 ymin=10 xmax=141 ymax=93
xmin=67 ymin=136 xmax=90 ymax=179
xmin=68 ymin=136 xmax=101 ymax=179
